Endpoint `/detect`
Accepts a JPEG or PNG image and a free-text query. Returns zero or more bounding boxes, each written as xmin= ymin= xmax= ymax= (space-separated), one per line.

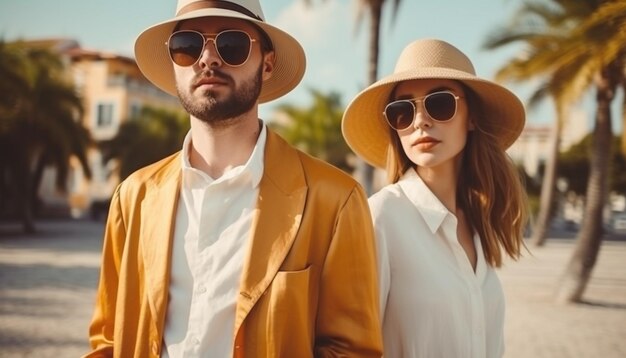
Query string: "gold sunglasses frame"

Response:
xmin=383 ymin=90 xmax=463 ymax=131
xmin=166 ymin=29 xmax=258 ymax=67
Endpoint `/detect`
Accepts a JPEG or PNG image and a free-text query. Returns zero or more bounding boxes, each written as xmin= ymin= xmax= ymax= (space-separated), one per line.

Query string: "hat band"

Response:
xmin=177 ymin=0 xmax=263 ymax=21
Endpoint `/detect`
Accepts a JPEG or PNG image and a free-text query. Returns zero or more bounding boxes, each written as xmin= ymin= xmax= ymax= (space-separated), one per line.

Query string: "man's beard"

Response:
xmin=177 ymin=63 xmax=263 ymax=126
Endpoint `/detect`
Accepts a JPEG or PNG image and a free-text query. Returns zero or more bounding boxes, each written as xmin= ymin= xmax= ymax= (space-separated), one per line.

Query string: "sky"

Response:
xmin=0 ymin=0 xmax=615 ymax=132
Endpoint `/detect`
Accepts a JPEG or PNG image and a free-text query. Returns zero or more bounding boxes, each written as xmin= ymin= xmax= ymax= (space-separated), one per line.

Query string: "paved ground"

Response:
xmin=0 ymin=220 xmax=103 ymax=358
xmin=500 ymin=239 xmax=626 ymax=358
xmin=0 ymin=219 xmax=625 ymax=357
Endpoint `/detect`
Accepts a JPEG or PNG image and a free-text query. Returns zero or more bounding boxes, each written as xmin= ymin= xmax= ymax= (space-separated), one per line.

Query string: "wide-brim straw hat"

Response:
xmin=342 ymin=38 xmax=525 ymax=169
xmin=134 ymin=0 xmax=306 ymax=103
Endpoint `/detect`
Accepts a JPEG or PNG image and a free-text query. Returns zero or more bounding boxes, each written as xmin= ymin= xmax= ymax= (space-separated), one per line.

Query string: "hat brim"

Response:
xmin=134 ymin=8 xmax=306 ymax=103
xmin=342 ymin=68 xmax=526 ymax=169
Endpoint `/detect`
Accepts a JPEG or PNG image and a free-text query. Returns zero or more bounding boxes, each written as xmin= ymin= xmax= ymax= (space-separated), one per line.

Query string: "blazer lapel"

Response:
xmin=234 ymin=131 xmax=307 ymax=332
xmin=140 ymin=155 xmax=181 ymax=331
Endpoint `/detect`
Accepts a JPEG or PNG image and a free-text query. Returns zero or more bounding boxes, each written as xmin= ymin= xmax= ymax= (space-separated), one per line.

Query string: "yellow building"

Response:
xmin=32 ymin=39 xmax=182 ymax=218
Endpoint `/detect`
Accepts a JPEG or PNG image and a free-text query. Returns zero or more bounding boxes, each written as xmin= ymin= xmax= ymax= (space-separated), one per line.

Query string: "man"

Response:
xmin=85 ymin=0 xmax=382 ymax=357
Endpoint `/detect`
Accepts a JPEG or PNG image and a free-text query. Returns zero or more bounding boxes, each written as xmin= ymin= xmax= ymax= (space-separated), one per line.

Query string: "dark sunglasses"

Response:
xmin=166 ymin=29 xmax=257 ymax=67
xmin=383 ymin=91 xmax=463 ymax=131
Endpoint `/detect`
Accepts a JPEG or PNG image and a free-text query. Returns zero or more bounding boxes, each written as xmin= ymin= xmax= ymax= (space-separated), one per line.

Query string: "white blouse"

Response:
xmin=369 ymin=169 xmax=505 ymax=358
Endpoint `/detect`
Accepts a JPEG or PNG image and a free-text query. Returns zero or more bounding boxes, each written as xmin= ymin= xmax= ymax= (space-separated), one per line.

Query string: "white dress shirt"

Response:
xmin=369 ymin=169 xmax=505 ymax=358
xmin=162 ymin=124 xmax=266 ymax=358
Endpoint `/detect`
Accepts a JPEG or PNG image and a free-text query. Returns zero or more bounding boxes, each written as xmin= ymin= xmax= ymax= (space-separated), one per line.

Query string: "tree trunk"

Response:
xmin=556 ymin=67 xmax=616 ymax=303
xmin=15 ymin=154 xmax=35 ymax=233
xmin=0 ymin=165 xmax=6 ymax=217
xmin=355 ymin=1 xmax=383 ymax=195
xmin=621 ymin=82 xmax=626 ymax=156
xmin=532 ymin=107 xmax=563 ymax=246
xmin=31 ymin=151 xmax=49 ymax=216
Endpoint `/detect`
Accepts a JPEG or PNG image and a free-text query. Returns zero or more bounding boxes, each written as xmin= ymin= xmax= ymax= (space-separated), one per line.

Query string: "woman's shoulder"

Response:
xmin=368 ymin=183 xmax=404 ymax=213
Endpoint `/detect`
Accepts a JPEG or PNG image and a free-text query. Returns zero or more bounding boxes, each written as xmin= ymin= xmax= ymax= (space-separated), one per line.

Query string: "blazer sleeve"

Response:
xmin=314 ymin=185 xmax=383 ymax=357
xmin=83 ymin=185 xmax=126 ymax=357
xmin=372 ymin=210 xmax=391 ymax=321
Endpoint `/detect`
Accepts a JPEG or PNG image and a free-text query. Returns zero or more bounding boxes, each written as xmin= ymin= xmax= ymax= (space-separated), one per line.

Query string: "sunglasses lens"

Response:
xmin=385 ymin=101 xmax=415 ymax=130
xmin=168 ymin=31 xmax=204 ymax=66
xmin=425 ymin=92 xmax=456 ymax=121
xmin=216 ymin=30 xmax=251 ymax=66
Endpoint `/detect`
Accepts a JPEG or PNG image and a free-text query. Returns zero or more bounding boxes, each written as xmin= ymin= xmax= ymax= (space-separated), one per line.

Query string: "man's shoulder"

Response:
xmin=291 ymin=150 xmax=366 ymax=200
xmin=266 ymin=130 xmax=360 ymax=192
xmin=119 ymin=152 xmax=181 ymax=192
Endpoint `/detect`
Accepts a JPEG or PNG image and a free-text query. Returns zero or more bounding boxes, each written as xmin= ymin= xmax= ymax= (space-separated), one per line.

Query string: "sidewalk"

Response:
xmin=500 ymin=239 xmax=626 ymax=358
xmin=0 ymin=219 xmax=625 ymax=357
xmin=0 ymin=220 xmax=103 ymax=358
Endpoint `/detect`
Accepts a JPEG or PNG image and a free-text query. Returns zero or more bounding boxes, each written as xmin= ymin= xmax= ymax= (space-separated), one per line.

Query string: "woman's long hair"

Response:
xmin=385 ymin=83 xmax=528 ymax=267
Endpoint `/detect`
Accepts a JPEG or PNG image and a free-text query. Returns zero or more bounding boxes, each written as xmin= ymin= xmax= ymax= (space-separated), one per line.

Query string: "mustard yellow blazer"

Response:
xmin=85 ymin=130 xmax=382 ymax=357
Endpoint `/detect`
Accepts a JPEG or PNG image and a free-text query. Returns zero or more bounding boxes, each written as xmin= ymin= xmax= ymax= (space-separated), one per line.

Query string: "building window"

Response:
xmin=129 ymin=102 xmax=142 ymax=119
xmin=96 ymin=103 xmax=114 ymax=128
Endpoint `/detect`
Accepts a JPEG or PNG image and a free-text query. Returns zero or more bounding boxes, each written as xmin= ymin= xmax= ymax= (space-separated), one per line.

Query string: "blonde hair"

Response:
xmin=384 ymin=83 xmax=528 ymax=267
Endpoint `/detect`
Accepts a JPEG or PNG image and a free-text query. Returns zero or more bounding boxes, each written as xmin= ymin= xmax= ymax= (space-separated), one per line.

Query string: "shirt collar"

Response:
xmin=246 ymin=122 xmax=266 ymax=187
xmin=397 ymin=168 xmax=451 ymax=234
xmin=180 ymin=121 xmax=266 ymax=188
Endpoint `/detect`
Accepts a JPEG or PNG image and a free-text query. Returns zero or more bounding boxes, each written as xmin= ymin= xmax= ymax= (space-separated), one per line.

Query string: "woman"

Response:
xmin=342 ymin=39 xmax=529 ymax=357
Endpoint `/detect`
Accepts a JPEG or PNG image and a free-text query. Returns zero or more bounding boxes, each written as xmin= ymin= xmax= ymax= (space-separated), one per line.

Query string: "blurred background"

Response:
xmin=0 ymin=0 xmax=625 ymax=357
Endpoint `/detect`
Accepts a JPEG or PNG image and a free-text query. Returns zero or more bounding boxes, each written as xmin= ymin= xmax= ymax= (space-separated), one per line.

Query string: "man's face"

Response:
xmin=172 ymin=17 xmax=274 ymax=126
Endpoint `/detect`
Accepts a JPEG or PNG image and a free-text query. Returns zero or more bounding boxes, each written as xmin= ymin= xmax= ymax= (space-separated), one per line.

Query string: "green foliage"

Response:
xmin=519 ymin=164 xmax=542 ymax=197
xmin=302 ymin=0 xmax=405 ymax=193
xmin=269 ymin=89 xmax=354 ymax=173
xmin=485 ymin=0 xmax=626 ymax=252
xmin=518 ymin=164 xmax=542 ymax=216
xmin=559 ymin=134 xmax=626 ymax=195
xmin=0 ymin=41 xmax=91 ymax=185
xmin=613 ymin=138 xmax=626 ymax=194
xmin=557 ymin=134 xmax=591 ymax=195
xmin=0 ymin=39 xmax=91 ymax=229
xmin=101 ymin=106 xmax=189 ymax=180
xmin=484 ymin=0 xmax=612 ymax=110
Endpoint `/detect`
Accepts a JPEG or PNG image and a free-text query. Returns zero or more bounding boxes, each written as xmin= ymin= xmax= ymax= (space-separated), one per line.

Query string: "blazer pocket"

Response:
xmin=269 ymin=266 xmax=312 ymax=314
xmin=265 ymin=266 xmax=314 ymax=356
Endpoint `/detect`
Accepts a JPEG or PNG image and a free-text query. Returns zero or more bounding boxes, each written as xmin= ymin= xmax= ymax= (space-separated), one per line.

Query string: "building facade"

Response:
xmin=33 ymin=39 xmax=182 ymax=217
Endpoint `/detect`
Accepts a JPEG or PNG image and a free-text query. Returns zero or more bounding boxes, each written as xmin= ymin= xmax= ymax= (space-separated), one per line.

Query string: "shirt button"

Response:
xmin=198 ymin=285 xmax=207 ymax=293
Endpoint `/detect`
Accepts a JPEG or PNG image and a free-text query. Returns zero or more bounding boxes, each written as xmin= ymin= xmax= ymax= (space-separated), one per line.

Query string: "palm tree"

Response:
xmin=270 ymin=89 xmax=353 ymax=172
xmin=303 ymin=0 xmax=403 ymax=193
xmin=101 ymin=106 xmax=189 ymax=181
xmin=484 ymin=1 xmax=591 ymax=247
xmin=622 ymin=81 xmax=626 ymax=156
xmin=0 ymin=41 xmax=29 ymax=220
xmin=486 ymin=0 xmax=626 ymax=302
xmin=555 ymin=0 xmax=626 ymax=303
xmin=527 ymin=87 xmax=568 ymax=247
xmin=0 ymin=40 xmax=91 ymax=232
xmin=0 ymin=41 xmax=29 ymax=130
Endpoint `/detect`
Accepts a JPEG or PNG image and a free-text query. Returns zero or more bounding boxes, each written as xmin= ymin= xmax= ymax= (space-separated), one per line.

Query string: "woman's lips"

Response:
xmin=414 ymin=137 xmax=440 ymax=150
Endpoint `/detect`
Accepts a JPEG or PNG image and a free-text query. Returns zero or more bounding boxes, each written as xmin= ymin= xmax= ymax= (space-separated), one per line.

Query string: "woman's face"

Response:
xmin=389 ymin=79 xmax=472 ymax=171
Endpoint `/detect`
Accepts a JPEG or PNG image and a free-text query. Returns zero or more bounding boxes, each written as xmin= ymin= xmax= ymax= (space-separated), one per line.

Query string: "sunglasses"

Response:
xmin=166 ymin=29 xmax=257 ymax=67
xmin=383 ymin=91 xmax=463 ymax=131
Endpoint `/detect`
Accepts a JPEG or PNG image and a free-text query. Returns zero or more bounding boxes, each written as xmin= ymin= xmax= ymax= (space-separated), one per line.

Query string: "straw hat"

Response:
xmin=134 ymin=0 xmax=306 ymax=103
xmin=342 ymin=38 xmax=525 ymax=169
